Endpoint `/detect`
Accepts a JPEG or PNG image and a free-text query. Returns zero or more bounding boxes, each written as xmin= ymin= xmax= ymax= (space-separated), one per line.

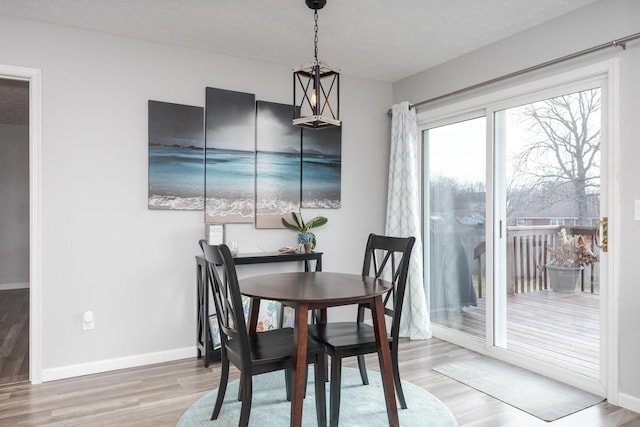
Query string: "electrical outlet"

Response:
xmin=82 ymin=311 xmax=94 ymax=330
xmin=83 ymin=320 xmax=94 ymax=330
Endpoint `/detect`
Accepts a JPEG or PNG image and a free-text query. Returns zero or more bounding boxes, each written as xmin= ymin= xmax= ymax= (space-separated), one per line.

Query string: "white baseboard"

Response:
xmin=0 ymin=282 xmax=29 ymax=291
xmin=41 ymin=346 xmax=197 ymax=382
xmin=618 ymin=392 xmax=640 ymax=414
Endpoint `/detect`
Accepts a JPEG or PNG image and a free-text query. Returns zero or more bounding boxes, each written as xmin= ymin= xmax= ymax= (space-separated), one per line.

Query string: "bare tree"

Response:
xmin=512 ymin=88 xmax=601 ymax=225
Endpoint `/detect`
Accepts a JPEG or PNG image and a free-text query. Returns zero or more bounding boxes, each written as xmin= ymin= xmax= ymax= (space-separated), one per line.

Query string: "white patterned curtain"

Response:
xmin=386 ymin=101 xmax=431 ymax=339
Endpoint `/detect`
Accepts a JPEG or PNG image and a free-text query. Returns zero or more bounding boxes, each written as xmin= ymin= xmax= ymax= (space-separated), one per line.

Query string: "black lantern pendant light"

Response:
xmin=293 ymin=0 xmax=341 ymax=129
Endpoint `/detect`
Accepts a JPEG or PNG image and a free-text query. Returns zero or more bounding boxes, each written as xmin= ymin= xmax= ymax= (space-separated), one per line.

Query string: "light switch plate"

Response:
xmin=635 ymin=200 xmax=640 ymax=221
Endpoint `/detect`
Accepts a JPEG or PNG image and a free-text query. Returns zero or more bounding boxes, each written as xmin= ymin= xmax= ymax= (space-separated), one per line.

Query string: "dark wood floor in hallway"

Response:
xmin=1 ymin=337 xmax=639 ymax=426
xmin=0 ymin=288 xmax=29 ymax=385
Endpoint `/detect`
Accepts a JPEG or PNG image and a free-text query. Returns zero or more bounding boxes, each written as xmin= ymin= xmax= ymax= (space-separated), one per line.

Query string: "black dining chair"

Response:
xmin=199 ymin=240 xmax=327 ymax=427
xmin=307 ymin=233 xmax=415 ymax=426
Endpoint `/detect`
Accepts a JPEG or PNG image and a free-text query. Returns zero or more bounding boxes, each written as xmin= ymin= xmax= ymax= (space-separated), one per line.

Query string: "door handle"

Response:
xmin=594 ymin=217 xmax=608 ymax=253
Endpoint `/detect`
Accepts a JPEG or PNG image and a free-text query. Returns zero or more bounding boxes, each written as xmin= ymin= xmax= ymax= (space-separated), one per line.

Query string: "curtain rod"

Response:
xmin=388 ymin=31 xmax=640 ymax=117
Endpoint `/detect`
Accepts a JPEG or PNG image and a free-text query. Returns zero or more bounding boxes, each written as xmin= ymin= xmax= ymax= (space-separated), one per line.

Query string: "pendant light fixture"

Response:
xmin=293 ymin=0 xmax=341 ymax=129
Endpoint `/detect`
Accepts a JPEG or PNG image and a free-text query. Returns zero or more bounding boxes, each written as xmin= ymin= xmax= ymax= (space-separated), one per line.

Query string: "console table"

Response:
xmin=195 ymin=251 xmax=323 ymax=367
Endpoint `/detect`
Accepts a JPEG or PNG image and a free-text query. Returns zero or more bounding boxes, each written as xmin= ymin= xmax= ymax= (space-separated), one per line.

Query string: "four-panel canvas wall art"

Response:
xmin=147 ymin=87 xmax=341 ymax=228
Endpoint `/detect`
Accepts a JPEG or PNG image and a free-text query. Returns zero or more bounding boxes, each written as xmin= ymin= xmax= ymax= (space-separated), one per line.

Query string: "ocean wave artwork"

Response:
xmin=148 ymin=145 xmax=204 ymax=210
xmin=302 ymin=153 xmax=341 ymax=208
xmin=205 ymin=87 xmax=256 ymax=223
xmin=205 ymin=148 xmax=255 ymax=223
xmin=148 ymin=101 xmax=204 ymax=211
xmin=255 ymin=100 xmax=302 ymax=228
xmin=256 ymin=151 xmax=302 ymax=227
xmin=302 ymin=125 xmax=342 ymax=208
xmin=148 ymin=93 xmax=341 ymax=220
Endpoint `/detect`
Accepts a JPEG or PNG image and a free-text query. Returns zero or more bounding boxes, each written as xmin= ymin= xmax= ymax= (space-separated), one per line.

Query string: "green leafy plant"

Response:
xmin=281 ymin=212 xmax=328 ymax=250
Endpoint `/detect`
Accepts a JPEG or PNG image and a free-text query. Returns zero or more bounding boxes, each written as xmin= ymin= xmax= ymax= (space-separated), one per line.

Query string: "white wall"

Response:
xmin=394 ymin=0 xmax=640 ymax=408
xmin=0 ymin=15 xmax=392 ymax=378
xmin=0 ymin=123 xmax=29 ymax=286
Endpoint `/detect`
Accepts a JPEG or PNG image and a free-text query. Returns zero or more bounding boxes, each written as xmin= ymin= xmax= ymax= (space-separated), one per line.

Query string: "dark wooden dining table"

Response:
xmin=239 ymin=271 xmax=399 ymax=427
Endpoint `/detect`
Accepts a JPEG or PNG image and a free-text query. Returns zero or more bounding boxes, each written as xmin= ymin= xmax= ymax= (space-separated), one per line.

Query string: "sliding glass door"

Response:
xmin=493 ymin=86 xmax=602 ymax=379
xmin=422 ymin=72 xmax=609 ymax=391
xmin=423 ymin=116 xmax=486 ymax=339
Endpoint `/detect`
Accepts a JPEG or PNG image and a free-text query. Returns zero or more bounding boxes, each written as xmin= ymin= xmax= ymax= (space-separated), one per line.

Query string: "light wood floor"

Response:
xmin=1 ymin=338 xmax=639 ymax=426
xmin=0 ymin=289 xmax=29 ymax=385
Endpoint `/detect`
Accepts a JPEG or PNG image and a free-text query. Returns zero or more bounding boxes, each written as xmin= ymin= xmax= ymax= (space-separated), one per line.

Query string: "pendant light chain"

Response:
xmin=292 ymin=0 xmax=340 ymax=128
xmin=313 ymin=9 xmax=319 ymax=63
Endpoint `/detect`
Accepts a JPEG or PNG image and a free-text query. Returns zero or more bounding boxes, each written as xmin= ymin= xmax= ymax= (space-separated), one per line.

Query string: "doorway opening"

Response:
xmin=0 ymin=64 xmax=42 ymax=384
xmin=0 ymin=77 xmax=30 ymax=384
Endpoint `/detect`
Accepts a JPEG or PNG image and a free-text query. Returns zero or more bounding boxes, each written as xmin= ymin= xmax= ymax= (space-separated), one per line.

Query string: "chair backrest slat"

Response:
xmin=360 ymin=234 xmax=416 ymax=337
xmin=199 ymin=240 xmax=251 ymax=368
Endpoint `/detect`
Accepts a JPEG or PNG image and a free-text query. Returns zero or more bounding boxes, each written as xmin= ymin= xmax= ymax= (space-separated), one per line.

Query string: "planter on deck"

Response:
xmin=547 ymin=264 xmax=583 ymax=293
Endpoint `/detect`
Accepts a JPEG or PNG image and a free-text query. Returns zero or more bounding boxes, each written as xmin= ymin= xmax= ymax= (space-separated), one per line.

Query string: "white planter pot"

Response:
xmin=547 ymin=264 xmax=583 ymax=293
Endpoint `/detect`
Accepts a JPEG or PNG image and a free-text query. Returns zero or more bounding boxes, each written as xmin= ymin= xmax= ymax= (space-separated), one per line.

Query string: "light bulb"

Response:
xmin=310 ymin=89 xmax=317 ymax=108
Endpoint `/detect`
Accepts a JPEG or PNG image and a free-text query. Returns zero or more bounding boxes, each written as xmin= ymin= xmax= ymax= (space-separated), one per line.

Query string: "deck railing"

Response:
xmin=474 ymin=225 xmax=597 ymax=296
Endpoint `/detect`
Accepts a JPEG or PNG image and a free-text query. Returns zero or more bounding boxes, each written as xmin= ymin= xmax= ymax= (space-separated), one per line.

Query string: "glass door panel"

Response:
xmin=495 ymin=87 xmax=601 ymax=378
xmin=423 ymin=117 xmax=486 ymax=339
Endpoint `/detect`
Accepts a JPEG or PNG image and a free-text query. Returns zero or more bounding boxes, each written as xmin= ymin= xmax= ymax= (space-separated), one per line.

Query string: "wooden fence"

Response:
xmin=474 ymin=225 xmax=597 ymax=296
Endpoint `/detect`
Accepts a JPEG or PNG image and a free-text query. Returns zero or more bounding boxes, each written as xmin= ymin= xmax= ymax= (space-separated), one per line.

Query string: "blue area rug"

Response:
xmin=178 ymin=367 xmax=457 ymax=426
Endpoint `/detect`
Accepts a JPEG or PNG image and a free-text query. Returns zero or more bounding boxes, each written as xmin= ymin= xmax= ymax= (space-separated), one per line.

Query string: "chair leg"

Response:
xmin=285 ymin=365 xmax=309 ymax=402
xmin=329 ymin=356 xmax=342 ymax=427
xmin=238 ymin=375 xmax=253 ymax=427
xmin=278 ymin=303 xmax=285 ymax=329
xmin=314 ymin=356 xmax=327 ymax=427
xmin=391 ymin=343 xmax=407 ymax=409
xmin=211 ymin=356 xmax=229 ymax=420
xmin=285 ymin=368 xmax=292 ymax=401
xmin=237 ymin=373 xmax=244 ymax=401
xmin=356 ymin=354 xmax=369 ymax=385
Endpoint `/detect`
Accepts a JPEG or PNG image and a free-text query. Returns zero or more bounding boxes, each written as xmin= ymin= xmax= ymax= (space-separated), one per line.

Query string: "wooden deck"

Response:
xmin=435 ymin=290 xmax=600 ymax=379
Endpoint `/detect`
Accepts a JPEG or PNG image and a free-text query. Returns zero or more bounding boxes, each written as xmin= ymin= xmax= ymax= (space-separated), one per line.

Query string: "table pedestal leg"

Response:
xmin=291 ymin=302 xmax=309 ymax=427
xmin=248 ymin=297 xmax=260 ymax=334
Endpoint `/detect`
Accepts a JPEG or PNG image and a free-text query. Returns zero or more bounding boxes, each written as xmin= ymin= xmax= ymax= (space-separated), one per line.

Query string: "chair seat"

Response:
xmin=226 ymin=327 xmax=325 ymax=365
xmin=308 ymin=322 xmax=391 ymax=356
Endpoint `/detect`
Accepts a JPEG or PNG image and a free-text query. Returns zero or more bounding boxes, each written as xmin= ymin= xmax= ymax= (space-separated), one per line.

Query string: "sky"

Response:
xmin=302 ymin=126 xmax=341 ymax=156
xmin=256 ymin=101 xmax=301 ymax=152
xmin=426 ymin=116 xmax=486 ymax=184
xmin=425 ymin=101 xmax=600 ymax=189
xmin=148 ymin=101 xmax=204 ymax=148
xmin=205 ymin=87 xmax=255 ymax=151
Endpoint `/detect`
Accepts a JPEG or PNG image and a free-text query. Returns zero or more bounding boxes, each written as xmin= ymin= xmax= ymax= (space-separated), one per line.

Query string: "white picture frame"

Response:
xmin=206 ymin=223 xmax=225 ymax=245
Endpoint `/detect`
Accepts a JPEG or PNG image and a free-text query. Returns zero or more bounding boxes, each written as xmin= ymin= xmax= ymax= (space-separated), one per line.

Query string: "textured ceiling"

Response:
xmin=0 ymin=0 xmax=598 ymax=83
xmin=0 ymin=1 xmax=599 ymax=125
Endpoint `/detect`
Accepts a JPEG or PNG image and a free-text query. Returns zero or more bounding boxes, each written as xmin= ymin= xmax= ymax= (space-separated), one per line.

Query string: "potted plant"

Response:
xmin=281 ymin=212 xmax=328 ymax=253
xmin=547 ymin=228 xmax=599 ymax=293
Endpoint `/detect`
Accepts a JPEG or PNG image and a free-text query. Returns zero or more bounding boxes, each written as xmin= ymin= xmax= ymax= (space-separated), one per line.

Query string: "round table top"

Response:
xmin=238 ymin=271 xmax=391 ymax=304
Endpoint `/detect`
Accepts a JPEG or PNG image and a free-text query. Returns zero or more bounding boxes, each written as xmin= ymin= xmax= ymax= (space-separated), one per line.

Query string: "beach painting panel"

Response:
xmin=148 ymin=100 xmax=204 ymax=210
xmin=302 ymin=126 xmax=342 ymax=208
xmin=205 ymin=87 xmax=256 ymax=223
xmin=255 ymin=101 xmax=302 ymax=228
